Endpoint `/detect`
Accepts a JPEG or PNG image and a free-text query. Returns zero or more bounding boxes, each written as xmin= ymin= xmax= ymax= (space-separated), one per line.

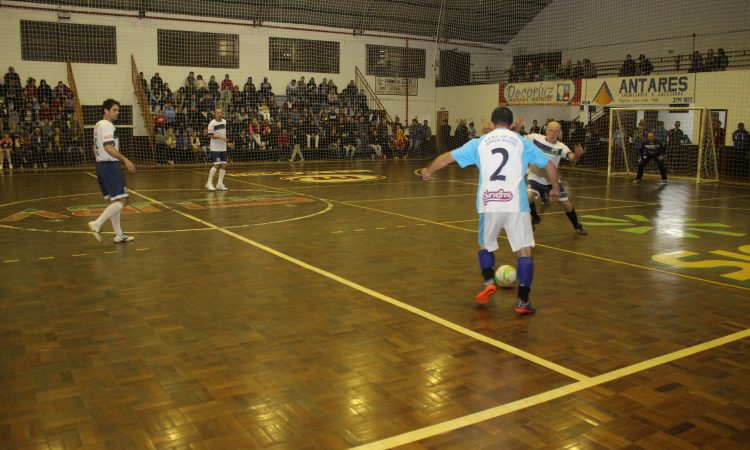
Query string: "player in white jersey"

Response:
xmin=421 ymin=107 xmax=560 ymax=315
xmin=87 ymin=99 xmax=136 ymax=244
xmin=205 ymin=107 xmax=229 ymax=191
xmin=524 ymin=121 xmax=587 ymax=235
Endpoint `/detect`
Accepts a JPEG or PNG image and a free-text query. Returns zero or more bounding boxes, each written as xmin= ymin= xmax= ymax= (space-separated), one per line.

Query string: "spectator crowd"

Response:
xmin=0 ymin=66 xmax=84 ymax=169
xmin=138 ymin=71 xmax=434 ymax=163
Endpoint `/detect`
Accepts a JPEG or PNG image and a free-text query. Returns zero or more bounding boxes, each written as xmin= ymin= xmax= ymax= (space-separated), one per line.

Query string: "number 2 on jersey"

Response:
xmin=490 ymin=148 xmax=509 ymax=181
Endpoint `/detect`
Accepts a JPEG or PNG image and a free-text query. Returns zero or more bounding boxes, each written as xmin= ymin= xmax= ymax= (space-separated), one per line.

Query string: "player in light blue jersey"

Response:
xmin=421 ymin=107 xmax=560 ymax=314
xmin=87 ymin=99 xmax=136 ymax=244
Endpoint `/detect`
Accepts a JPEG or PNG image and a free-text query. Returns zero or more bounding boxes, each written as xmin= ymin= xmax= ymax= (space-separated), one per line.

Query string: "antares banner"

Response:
xmin=375 ymin=77 xmax=418 ymax=96
xmin=499 ymin=80 xmax=581 ymax=106
xmin=587 ymin=74 xmax=695 ymax=106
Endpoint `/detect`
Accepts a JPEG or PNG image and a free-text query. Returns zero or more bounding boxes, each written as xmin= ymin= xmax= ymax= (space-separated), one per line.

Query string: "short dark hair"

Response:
xmin=102 ymin=98 xmax=120 ymax=111
xmin=491 ymin=107 xmax=513 ymax=126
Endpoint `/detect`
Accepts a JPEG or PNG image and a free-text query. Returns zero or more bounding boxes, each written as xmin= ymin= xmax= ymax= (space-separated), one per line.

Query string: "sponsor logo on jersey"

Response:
xmin=482 ymin=189 xmax=513 ymax=204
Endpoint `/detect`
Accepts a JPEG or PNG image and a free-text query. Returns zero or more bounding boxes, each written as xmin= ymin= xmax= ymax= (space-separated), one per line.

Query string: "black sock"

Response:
xmin=517 ymin=285 xmax=530 ymax=302
xmin=482 ymin=267 xmax=495 ymax=282
xmin=566 ymin=208 xmax=580 ymax=228
xmin=530 ymin=202 xmax=539 ymax=220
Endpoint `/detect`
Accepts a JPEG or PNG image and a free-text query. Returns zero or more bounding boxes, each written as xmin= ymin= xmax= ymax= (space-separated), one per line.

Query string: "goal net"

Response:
xmin=608 ymin=107 xmax=719 ymax=183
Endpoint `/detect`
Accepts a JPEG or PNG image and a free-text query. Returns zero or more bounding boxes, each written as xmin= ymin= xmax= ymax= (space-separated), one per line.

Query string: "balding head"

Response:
xmin=545 ymin=121 xmax=561 ymax=143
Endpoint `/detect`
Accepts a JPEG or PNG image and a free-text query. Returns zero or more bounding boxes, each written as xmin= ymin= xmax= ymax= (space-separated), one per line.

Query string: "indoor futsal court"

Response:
xmin=1 ymin=161 xmax=748 ymax=449
xmin=2 ymin=0 xmax=750 ymax=449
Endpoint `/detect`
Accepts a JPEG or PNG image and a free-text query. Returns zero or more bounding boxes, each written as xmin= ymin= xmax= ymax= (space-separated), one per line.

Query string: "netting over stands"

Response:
xmin=1 ymin=0 xmax=749 ymax=182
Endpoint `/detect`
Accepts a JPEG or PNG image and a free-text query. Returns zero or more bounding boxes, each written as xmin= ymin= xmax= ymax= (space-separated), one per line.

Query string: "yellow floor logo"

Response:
xmin=281 ymin=174 xmax=386 ymax=183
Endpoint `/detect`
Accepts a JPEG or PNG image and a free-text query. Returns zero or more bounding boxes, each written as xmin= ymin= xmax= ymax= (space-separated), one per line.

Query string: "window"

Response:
xmin=366 ymin=45 xmax=425 ymax=79
xmin=158 ymin=29 xmax=239 ymax=69
xmin=269 ymin=38 xmax=339 ymax=73
xmin=20 ymin=20 xmax=117 ymax=64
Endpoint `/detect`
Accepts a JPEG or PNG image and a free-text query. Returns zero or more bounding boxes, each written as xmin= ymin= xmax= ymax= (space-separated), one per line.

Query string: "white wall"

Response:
xmin=504 ymin=0 xmax=750 ymax=70
xmin=0 ymin=3 xmax=437 ymax=136
xmin=436 ymin=70 xmax=750 ymax=145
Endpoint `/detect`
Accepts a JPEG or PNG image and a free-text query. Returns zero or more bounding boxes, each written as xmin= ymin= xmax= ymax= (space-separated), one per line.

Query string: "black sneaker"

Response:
xmin=575 ymin=224 xmax=588 ymax=235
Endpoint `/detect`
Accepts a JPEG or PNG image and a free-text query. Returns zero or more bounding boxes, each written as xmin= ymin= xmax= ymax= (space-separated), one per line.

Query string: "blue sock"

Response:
xmin=517 ymin=256 xmax=534 ymax=287
xmin=478 ymin=249 xmax=495 ymax=282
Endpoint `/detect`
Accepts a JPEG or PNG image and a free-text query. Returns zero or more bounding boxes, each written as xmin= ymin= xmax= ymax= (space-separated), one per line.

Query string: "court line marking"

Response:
xmin=195 ymin=171 xmax=335 ymax=226
xmin=122 ymin=184 xmax=590 ymax=382
xmin=334 ymin=201 xmax=750 ymax=292
xmin=352 ymin=327 xmax=750 ymax=449
xmin=440 ymin=202 xmax=664 ymax=223
xmin=343 ymin=193 xmax=475 ymax=203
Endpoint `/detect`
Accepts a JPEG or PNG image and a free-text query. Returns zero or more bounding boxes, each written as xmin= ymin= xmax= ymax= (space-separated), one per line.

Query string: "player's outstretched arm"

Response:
xmin=422 ymin=152 xmax=456 ymax=180
xmin=567 ymin=143 xmax=585 ymax=162
xmin=544 ymin=160 xmax=560 ymax=201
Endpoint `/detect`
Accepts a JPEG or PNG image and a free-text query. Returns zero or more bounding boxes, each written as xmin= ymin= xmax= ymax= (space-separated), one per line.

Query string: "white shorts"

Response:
xmin=478 ymin=212 xmax=535 ymax=253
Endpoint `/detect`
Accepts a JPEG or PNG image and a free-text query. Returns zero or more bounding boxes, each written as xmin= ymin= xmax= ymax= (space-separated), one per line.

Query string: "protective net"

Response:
xmin=608 ymin=107 xmax=718 ymax=183
xmin=0 ymin=0 xmax=748 ymax=182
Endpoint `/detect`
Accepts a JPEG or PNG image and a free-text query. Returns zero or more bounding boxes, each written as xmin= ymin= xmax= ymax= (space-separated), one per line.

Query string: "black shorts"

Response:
xmin=96 ymin=161 xmax=128 ymax=200
xmin=528 ymin=179 xmax=569 ymax=202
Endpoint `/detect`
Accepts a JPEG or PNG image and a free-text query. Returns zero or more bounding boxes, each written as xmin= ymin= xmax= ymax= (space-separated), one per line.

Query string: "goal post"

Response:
xmin=607 ymin=107 xmax=719 ymax=183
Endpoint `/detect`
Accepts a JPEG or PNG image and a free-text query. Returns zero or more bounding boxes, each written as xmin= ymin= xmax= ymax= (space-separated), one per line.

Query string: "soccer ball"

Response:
xmin=495 ymin=265 xmax=517 ymax=287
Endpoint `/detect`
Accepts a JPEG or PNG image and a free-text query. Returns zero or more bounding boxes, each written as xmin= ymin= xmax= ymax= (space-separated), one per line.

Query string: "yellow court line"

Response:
xmin=334 ymin=200 xmax=750 ymax=292
xmin=343 ymin=193 xmax=475 ymax=203
xmin=122 ymin=185 xmax=589 ymax=382
xmin=4 ymin=259 xmax=20 ymax=263
xmin=440 ymin=202 xmax=664 ymax=223
xmin=38 ymin=256 xmax=54 ymax=260
xmin=352 ymin=328 xmax=750 ymax=450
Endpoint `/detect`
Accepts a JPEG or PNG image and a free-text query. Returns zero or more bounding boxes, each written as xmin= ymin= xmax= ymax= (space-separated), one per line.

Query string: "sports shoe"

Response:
xmin=205 ymin=182 xmax=216 ymax=191
xmin=114 ymin=234 xmax=134 ymax=244
xmin=87 ymin=221 xmax=102 ymax=242
xmin=632 ymin=179 xmax=641 ymax=184
xmin=475 ymin=282 xmax=497 ymax=305
xmin=216 ymin=184 xmax=228 ymax=191
xmin=575 ymin=224 xmax=588 ymax=235
xmin=514 ymin=299 xmax=536 ymax=315
xmin=659 ymin=179 xmax=668 ymax=185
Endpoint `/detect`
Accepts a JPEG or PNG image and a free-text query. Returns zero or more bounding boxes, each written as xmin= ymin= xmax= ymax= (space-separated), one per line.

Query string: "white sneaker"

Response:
xmin=205 ymin=182 xmax=216 ymax=191
xmin=114 ymin=234 xmax=134 ymax=244
xmin=216 ymin=184 xmax=228 ymax=191
xmin=8 ymin=164 xmax=12 ymax=169
xmin=88 ymin=221 xmax=102 ymax=242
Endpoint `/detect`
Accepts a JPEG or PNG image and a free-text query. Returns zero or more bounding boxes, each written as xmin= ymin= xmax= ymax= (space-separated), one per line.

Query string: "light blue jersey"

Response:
xmin=451 ymin=128 xmax=550 ymax=213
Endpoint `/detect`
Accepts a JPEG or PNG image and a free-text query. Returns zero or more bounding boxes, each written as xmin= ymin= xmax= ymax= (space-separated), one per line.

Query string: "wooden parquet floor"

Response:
xmin=1 ymin=161 xmax=748 ymax=449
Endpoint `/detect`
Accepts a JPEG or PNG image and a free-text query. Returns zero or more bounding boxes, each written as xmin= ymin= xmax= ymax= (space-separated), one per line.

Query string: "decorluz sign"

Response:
xmin=588 ymin=75 xmax=694 ymax=105
xmin=499 ymin=80 xmax=581 ymax=106
xmin=375 ymin=77 xmax=418 ymax=96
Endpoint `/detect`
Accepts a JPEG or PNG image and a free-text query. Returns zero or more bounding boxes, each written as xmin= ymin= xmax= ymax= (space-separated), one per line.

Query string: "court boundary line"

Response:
xmin=351 ymin=328 xmax=750 ymax=449
xmin=113 ymin=179 xmax=589 ymax=383
xmin=333 ymin=200 xmax=750 ymax=292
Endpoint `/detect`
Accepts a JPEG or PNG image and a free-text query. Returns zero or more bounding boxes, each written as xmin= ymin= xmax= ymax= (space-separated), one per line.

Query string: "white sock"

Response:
xmin=207 ymin=166 xmax=217 ymax=184
xmin=94 ymin=201 xmax=124 ymax=229
xmin=218 ymin=169 xmax=226 ymax=185
xmin=111 ymin=212 xmax=123 ymax=237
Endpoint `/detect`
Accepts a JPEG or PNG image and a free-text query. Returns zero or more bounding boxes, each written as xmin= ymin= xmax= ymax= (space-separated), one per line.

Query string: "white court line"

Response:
xmin=127 ymin=177 xmax=589 ymax=382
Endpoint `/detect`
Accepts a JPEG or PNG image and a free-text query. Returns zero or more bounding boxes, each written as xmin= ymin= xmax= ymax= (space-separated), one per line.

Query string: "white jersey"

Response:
xmin=93 ymin=119 xmax=119 ymax=162
xmin=207 ymin=119 xmax=227 ymax=152
xmin=451 ymin=128 xmax=550 ymax=213
xmin=525 ymin=133 xmax=571 ymax=185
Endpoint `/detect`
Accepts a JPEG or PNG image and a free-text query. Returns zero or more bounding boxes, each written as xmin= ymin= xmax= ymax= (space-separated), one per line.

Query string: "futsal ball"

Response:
xmin=495 ymin=265 xmax=517 ymax=288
